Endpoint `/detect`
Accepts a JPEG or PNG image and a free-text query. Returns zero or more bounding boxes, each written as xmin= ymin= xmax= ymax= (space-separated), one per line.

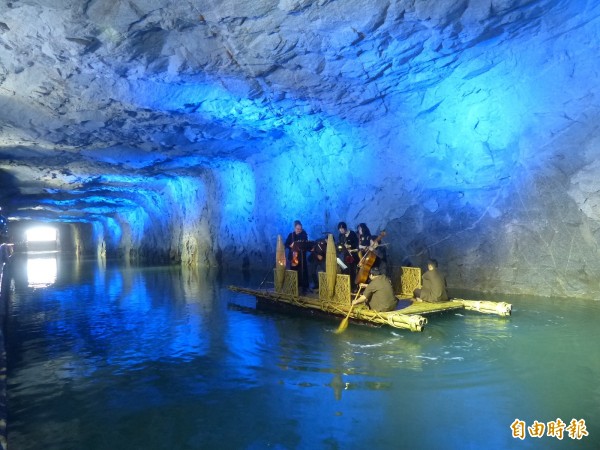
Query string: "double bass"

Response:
xmin=354 ymin=231 xmax=386 ymax=285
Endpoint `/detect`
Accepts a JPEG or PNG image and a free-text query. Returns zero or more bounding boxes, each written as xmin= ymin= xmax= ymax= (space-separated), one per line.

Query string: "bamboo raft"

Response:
xmin=228 ymin=234 xmax=512 ymax=332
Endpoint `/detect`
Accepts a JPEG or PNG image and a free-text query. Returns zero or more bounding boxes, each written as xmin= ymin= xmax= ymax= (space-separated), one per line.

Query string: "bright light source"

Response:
xmin=27 ymin=256 xmax=57 ymax=288
xmin=26 ymin=226 xmax=57 ymax=242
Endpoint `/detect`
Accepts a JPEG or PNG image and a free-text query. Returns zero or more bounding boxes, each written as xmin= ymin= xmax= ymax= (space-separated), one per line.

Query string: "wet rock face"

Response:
xmin=1 ymin=0 xmax=600 ymax=298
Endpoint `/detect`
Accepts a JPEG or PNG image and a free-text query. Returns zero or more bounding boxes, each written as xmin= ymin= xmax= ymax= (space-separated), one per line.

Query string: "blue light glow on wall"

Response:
xmin=76 ymin=174 xmax=215 ymax=258
xmin=256 ymin=127 xmax=356 ymax=231
xmin=104 ymin=217 xmax=122 ymax=244
xmin=118 ymin=208 xmax=151 ymax=244
xmin=43 ymin=1 xmax=598 ymax=267
xmin=215 ymin=160 xmax=256 ymax=244
xmin=161 ymin=176 xmax=207 ymax=220
xmin=91 ymin=221 xmax=104 ymax=246
xmin=37 ymin=196 xmax=139 ymax=210
xmin=117 ymin=76 xmax=375 ymax=240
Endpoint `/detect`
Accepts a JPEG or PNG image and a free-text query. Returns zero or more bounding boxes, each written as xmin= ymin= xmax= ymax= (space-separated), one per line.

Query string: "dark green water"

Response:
xmin=3 ymin=254 xmax=599 ymax=450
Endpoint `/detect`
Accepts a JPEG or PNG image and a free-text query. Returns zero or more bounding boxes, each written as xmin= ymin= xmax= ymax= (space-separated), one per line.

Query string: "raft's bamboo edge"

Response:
xmin=229 ymin=286 xmax=427 ymax=331
xmin=229 ymin=285 xmax=513 ymax=332
xmin=453 ymin=298 xmax=512 ymax=316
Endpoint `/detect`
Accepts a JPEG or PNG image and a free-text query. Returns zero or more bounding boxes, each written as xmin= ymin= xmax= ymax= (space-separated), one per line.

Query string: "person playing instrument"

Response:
xmin=413 ymin=259 xmax=449 ymax=303
xmin=369 ymin=235 xmax=388 ymax=277
xmin=285 ymin=220 xmax=309 ymax=293
xmin=355 ymin=229 xmax=388 ymax=285
xmin=357 ymin=223 xmax=372 ymax=253
xmin=337 ymin=221 xmax=359 ymax=292
xmin=308 ymin=238 xmax=327 ymax=290
xmin=352 ymin=266 xmax=397 ymax=312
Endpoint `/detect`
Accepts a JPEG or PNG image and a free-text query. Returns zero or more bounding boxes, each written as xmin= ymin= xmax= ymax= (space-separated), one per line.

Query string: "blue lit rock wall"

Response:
xmin=1 ymin=1 xmax=600 ymax=298
xmin=239 ymin=2 xmax=600 ymax=298
xmin=86 ymin=175 xmax=222 ymax=266
xmin=57 ymin=1 xmax=600 ymax=297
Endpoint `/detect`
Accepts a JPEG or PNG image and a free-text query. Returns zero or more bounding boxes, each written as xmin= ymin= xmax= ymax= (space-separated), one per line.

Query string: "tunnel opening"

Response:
xmin=25 ymin=225 xmax=58 ymax=252
xmin=26 ymin=254 xmax=57 ymax=288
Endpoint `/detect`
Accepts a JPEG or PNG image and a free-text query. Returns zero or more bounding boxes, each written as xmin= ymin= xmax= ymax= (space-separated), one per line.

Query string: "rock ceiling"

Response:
xmin=1 ymin=1 xmax=571 ymax=197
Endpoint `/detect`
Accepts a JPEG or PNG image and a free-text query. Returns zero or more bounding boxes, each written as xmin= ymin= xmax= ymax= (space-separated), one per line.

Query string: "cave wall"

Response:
xmin=1 ymin=0 xmax=600 ymax=298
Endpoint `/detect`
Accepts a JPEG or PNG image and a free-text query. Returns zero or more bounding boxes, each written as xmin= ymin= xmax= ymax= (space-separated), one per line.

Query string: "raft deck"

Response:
xmin=228 ymin=267 xmax=511 ymax=332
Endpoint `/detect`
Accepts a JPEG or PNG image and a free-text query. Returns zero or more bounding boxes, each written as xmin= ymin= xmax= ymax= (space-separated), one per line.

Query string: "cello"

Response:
xmin=354 ymin=231 xmax=386 ymax=285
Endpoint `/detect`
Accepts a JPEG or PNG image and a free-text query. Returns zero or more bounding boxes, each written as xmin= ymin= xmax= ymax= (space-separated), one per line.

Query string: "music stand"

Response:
xmin=290 ymin=240 xmax=315 ymax=252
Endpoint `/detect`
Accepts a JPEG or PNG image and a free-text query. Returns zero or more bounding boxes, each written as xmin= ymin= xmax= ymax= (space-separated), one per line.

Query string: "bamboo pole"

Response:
xmin=326 ymin=233 xmax=337 ymax=300
xmin=275 ymin=235 xmax=286 ymax=292
xmin=455 ymin=299 xmax=512 ymax=316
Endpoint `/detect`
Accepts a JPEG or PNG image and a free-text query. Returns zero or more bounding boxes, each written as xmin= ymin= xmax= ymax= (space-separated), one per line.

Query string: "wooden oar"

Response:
xmin=335 ymin=286 xmax=363 ymax=334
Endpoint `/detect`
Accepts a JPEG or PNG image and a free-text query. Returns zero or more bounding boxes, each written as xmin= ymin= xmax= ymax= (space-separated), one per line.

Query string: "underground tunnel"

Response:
xmin=0 ymin=1 xmax=598 ymax=449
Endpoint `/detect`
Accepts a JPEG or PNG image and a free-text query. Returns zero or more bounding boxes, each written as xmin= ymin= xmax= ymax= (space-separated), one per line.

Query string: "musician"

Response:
xmin=352 ymin=266 xmax=397 ymax=312
xmin=355 ymin=229 xmax=388 ymax=286
xmin=308 ymin=238 xmax=327 ymax=290
xmin=285 ymin=220 xmax=309 ymax=292
xmin=357 ymin=223 xmax=372 ymax=253
xmin=337 ymin=221 xmax=359 ymax=291
xmin=369 ymin=235 xmax=388 ymax=277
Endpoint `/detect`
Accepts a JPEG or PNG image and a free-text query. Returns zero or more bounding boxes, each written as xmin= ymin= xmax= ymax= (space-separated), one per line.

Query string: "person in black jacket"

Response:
xmin=337 ymin=221 xmax=359 ymax=292
xmin=308 ymin=238 xmax=327 ymax=290
xmin=285 ymin=220 xmax=309 ymax=293
xmin=357 ymin=223 xmax=372 ymax=251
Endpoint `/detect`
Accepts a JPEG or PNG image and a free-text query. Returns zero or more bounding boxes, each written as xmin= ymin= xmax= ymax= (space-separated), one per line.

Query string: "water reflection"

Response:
xmin=26 ymin=254 xmax=57 ymax=288
xmin=4 ymin=258 xmax=600 ymax=450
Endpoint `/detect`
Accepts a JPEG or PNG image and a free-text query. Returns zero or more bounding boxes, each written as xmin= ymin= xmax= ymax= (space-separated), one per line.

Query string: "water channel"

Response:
xmin=3 ymin=253 xmax=599 ymax=449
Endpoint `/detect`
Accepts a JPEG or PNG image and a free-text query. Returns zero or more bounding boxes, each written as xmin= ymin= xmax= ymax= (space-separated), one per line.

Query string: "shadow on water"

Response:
xmin=2 ymin=256 xmax=599 ymax=449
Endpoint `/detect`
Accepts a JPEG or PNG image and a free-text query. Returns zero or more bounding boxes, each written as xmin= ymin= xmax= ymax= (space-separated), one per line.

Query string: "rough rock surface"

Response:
xmin=1 ymin=0 xmax=600 ymax=298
